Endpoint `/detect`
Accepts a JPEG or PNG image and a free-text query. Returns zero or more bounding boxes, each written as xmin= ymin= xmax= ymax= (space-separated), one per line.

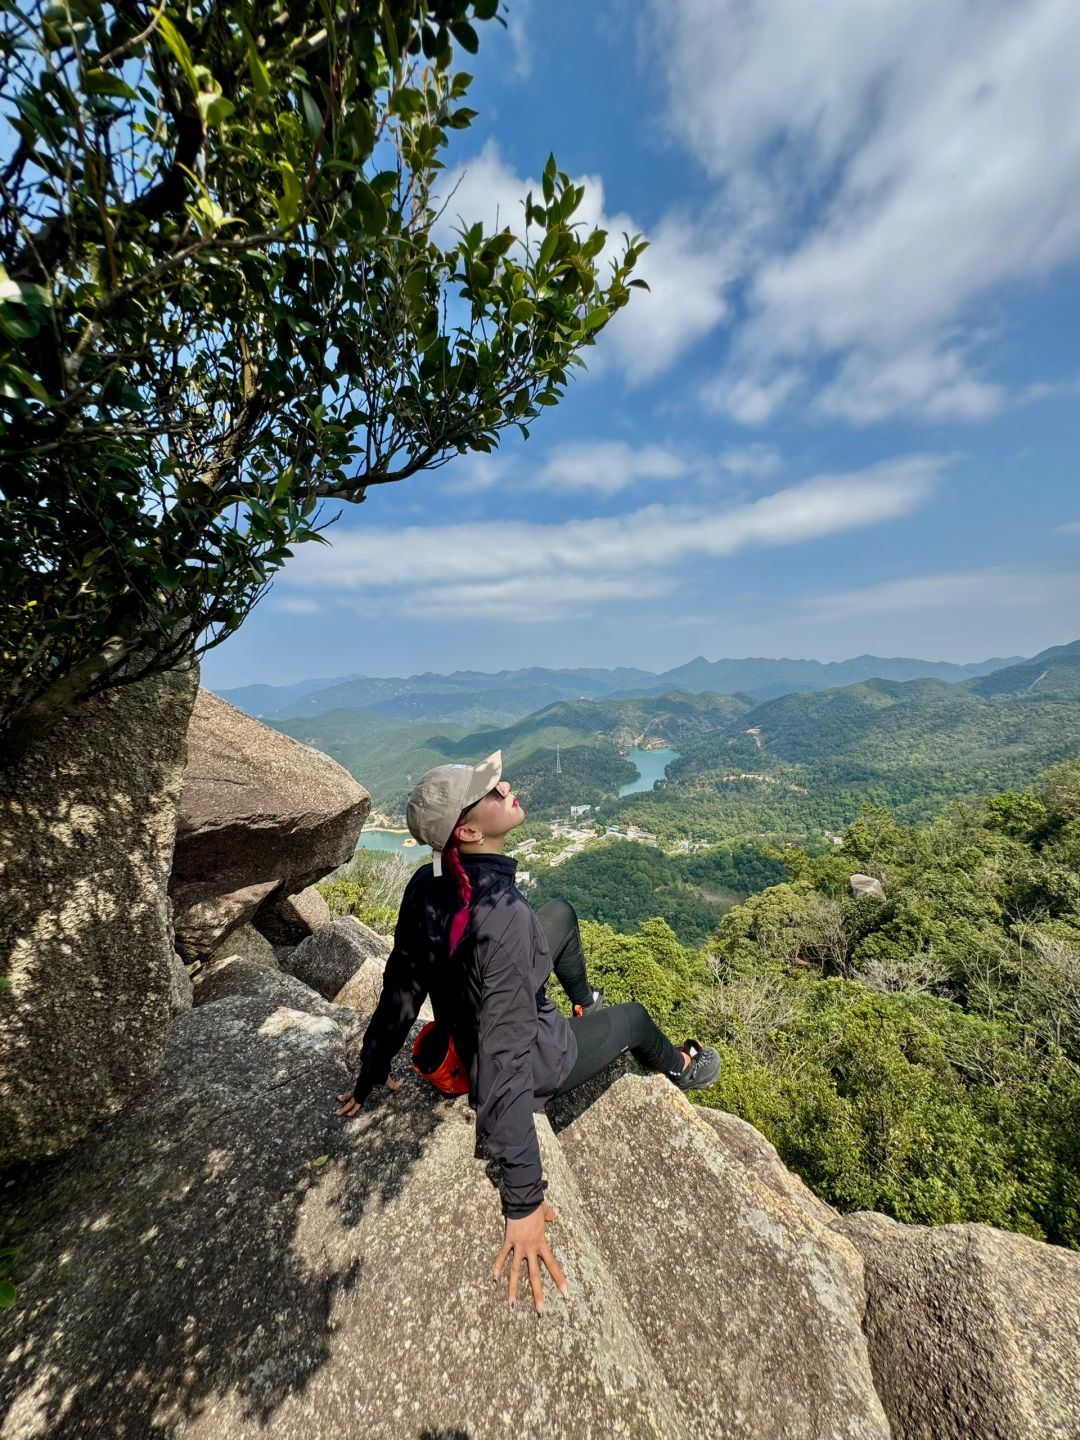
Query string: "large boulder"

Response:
xmin=834 ymin=1210 xmax=1080 ymax=1440
xmin=253 ymin=884 xmax=333 ymax=946
xmin=549 ymin=1072 xmax=890 ymax=1439
xmin=169 ymin=689 xmax=370 ymax=959
xmin=1 ymin=995 xmax=674 ymax=1440
xmin=206 ymin=922 xmax=281 ymax=972
xmin=0 ymin=659 xmax=199 ymax=1168
xmin=4 ymin=989 xmax=1079 ymax=1440
xmin=694 ymin=1104 xmax=838 ymax=1230
xmin=281 ymin=916 xmax=391 ymax=1001
xmin=194 ymin=955 xmax=320 ymax=1010
xmin=850 ymin=873 xmax=886 ymax=901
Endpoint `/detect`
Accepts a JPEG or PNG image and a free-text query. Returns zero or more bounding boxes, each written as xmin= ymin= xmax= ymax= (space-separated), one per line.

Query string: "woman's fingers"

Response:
xmin=335 ymin=1095 xmax=360 ymax=1117
xmin=526 ymin=1251 xmax=545 ymax=1316
xmin=506 ymin=1249 xmax=521 ymax=1310
xmin=541 ymin=1244 xmax=568 ymax=1299
xmin=492 ymin=1236 xmax=513 ymax=1286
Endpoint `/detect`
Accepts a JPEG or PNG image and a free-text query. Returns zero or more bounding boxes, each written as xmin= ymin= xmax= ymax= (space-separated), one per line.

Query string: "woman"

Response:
xmin=335 ymin=751 xmax=720 ymax=1317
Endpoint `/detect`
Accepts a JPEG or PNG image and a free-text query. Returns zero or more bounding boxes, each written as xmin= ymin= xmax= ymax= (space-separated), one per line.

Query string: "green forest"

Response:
xmin=530 ymin=839 xmax=788 ymax=943
xmin=605 ymin=668 xmax=1080 ymax=844
xmin=582 ymin=761 xmax=1080 ymax=1247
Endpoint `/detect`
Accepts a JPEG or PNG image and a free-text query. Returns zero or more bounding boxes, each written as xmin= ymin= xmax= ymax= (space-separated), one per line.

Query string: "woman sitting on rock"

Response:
xmin=336 ymin=751 xmax=720 ymax=1316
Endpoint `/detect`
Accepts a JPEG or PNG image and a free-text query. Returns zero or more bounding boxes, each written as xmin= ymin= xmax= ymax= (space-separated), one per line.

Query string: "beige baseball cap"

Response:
xmin=406 ymin=751 xmax=503 ymax=876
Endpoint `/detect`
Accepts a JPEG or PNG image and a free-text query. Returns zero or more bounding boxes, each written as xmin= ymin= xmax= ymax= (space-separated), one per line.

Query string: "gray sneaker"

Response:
xmin=670 ymin=1038 xmax=721 ymax=1091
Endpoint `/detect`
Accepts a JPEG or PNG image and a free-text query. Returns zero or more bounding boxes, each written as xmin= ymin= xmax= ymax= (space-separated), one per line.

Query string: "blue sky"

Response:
xmin=202 ymin=0 xmax=1080 ymax=691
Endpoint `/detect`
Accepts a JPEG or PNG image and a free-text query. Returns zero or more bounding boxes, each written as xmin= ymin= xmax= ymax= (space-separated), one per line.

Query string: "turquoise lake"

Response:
xmin=356 ymin=829 xmax=431 ymax=861
xmin=618 ymin=746 xmax=680 ymax=797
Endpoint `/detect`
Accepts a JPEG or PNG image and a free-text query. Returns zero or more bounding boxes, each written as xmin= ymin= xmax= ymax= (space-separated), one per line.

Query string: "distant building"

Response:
xmin=569 ymin=804 xmax=591 ymax=818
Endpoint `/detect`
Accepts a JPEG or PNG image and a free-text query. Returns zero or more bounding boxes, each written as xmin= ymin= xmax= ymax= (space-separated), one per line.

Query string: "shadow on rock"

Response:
xmin=0 ymin=992 xmax=441 ymax=1439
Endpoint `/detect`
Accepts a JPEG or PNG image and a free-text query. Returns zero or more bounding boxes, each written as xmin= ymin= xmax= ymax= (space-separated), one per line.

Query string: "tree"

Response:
xmin=0 ymin=0 xmax=645 ymax=758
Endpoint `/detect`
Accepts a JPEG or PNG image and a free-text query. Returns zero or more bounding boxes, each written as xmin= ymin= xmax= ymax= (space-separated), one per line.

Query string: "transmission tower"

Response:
xmin=555 ymin=744 xmax=561 ymax=775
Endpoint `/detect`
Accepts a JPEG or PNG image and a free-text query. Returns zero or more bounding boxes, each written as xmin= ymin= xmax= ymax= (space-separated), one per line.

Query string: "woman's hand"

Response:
xmin=492 ymin=1201 xmax=567 ymax=1316
xmin=335 ymin=1078 xmax=403 ymax=1117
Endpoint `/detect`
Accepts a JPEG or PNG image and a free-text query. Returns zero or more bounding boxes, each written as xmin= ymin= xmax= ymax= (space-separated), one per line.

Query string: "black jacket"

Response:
xmin=350 ymin=853 xmax=578 ymax=1218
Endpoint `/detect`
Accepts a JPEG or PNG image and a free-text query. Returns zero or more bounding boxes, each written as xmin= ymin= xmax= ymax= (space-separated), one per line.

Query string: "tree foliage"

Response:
xmin=531 ymin=837 xmax=787 ymax=944
xmin=693 ymin=759 xmax=1080 ymax=1246
xmin=0 ymin=0 xmax=644 ymax=756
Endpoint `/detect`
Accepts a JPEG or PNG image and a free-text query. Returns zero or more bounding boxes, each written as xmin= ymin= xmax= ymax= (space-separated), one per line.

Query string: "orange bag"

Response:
xmin=411 ymin=1021 xmax=469 ymax=1095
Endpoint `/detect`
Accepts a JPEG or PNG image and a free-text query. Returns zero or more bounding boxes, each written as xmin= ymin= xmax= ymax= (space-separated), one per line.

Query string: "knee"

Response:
xmin=541 ymin=897 xmax=578 ymax=929
xmin=622 ymin=1001 xmax=650 ymax=1029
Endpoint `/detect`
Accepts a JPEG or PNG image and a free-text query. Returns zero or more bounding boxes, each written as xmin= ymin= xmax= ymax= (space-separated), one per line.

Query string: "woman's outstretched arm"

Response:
xmin=337 ymin=877 xmax=429 ymax=1114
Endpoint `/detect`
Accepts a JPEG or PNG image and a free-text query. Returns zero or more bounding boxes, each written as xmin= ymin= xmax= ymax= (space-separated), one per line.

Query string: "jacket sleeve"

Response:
xmin=475 ymin=905 xmax=545 ymax=1220
xmin=351 ymin=881 xmax=429 ymax=1104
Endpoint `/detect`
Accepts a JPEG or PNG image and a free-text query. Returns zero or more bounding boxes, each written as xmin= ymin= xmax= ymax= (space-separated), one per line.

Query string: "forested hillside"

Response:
xmin=559 ymin=762 xmax=1080 ymax=1246
xmin=606 ymin=643 xmax=1080 ymax=844
xmin=270 ymin=708 xmax=468 ymax=809
xmin=271 ymin=689 xmax=749 ymax=812
xmin=530 ymin=840 xmax=788 ymax=943
xmin=270 ymin=640 xmax=1080 ymax=833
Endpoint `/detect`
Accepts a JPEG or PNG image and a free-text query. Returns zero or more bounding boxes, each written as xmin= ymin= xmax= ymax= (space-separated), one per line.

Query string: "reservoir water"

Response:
xmin=619 ymin=746 xmax=680 ymax=797
xmin=356 ymin=829 xmax=432 ymax=862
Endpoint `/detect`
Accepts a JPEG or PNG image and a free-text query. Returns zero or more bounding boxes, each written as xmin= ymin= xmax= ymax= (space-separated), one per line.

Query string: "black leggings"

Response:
xmin=535 ymin=899 xmax=685 ymax=1094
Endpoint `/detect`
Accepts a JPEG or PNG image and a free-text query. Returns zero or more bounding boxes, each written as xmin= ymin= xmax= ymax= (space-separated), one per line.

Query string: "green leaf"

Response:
xmin=199 ymin=94 xmax=235 ymax=128
xmin=0 ymin=304 xmax=39 ymax=340
xmin=350 ymin=180 xmax=387 ymax=235
xmin=311 ymin=1154 xmax=330 ymax=1168
xmin=473 ymin=0 xmax=500 ymax=19
xmin=157 ymin=15 xmax=199 ymax=99
xmin=299 ymin=88 xmax=322 ymax=140
xmin=275 ymin=162 xmax=302 ymax=230
xmin=0 ymin=1281 xmax=14 ymax=1309
xmin=583 ymin=307 xmax=608 ymax=331
xmin=84 ymin=70 xmax=138 ymax=101
xmin=240 ymin=22 xmax=271 ymax=100
xmin=509 ymin=298 xmax=535 ymax=324
xmin=542 ymin=152 xmax=556 ymax=203
xmin=538 ymin=230 xmax=559 ymax=267
xmin=449 ymin=20 xmax=480 ymax=53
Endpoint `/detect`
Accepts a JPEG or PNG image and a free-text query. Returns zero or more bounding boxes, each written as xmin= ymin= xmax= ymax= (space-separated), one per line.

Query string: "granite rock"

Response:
xmin=169 ymin=689 xmax=370 ymax=959
xmin=253 ymin=884 xmax=333 ymax=946
xmin=834 ymin=1209 xmax=1080 ymax=1440
xmin=0 ymin=659 xmax=198 ymax=1167
xmin=281 ymin=916 xmax=391 ymax=1001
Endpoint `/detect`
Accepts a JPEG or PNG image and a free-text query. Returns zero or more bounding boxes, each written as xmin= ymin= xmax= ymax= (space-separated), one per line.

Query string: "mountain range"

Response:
xmin=217 ymin=651 xmax=1021 ymax=730
xmin=250 ymin=641 xmax=1080 ymax=838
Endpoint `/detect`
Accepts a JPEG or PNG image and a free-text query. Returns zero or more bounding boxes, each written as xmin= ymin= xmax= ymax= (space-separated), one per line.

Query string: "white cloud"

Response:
xmin=273 ymin=596 xmax=322 ymax=615
xmin=1022 ymin=375 xmax=1080 ymax=405
xmin=716 ymin=443 xmax=783 ymax=479
xmin=815 ymin=345 xmax=1005 ymax=425
xmin=655 ymin=0 xmax=1080 ymax=423
xmin=1057 ymin=521 xmax=1080 ymax=535
xmin=278 ymin=454 xmax=943 ymax=620
xmin=504 ymin=0 xmax=535 ymax=79
xmin=435 ymin=142 xmax=732 ymax=385
xmin=446 ymin=439 xmax=688 ymax=496
xmin=535 ymin=441 xmax=686 ymax=495
xmin=802 ymin=565 xmax=1080 ymax=619
xmin=701 ymin=369 xmax=800 ymax=425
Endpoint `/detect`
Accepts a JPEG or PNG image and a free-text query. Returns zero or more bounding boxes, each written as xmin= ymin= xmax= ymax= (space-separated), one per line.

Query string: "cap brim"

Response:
xmin=460 ymin=750 xmax=502 ymax=809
